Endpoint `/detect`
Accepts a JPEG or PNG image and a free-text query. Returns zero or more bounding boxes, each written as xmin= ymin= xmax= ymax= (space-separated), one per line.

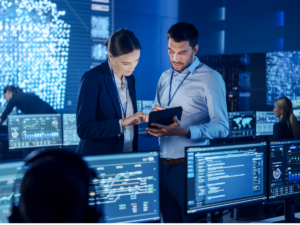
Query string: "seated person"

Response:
xmin=0 ymin=86 xmax=56 ymax=125
xmin=9 ymin=149 xmax=101 ymax=223
xmin=273 ymin=96 xmax=300 ymax=140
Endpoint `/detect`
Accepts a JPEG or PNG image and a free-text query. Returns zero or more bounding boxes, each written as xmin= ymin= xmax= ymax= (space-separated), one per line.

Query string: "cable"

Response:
xmin=251 ymin=203 xmax=285 ymax=223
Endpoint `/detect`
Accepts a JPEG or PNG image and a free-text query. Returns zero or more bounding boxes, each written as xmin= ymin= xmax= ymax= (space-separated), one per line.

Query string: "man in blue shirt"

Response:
xmin=146 ymin=22 xmax=229 ymax=223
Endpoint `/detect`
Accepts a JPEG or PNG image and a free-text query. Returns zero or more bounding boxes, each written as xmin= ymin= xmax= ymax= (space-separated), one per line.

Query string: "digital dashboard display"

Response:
xmin=228 ymin=111 xmax=256 ymax=138
xmin=269 ymin=140 xmax=300 ymax=200
xmin=256 ymin=111 xmax=280 ymax=136
xmin=83 ymin=151 xmax=160 ymax=223
xmin=8 ymin=114 xmax=62 ymax=149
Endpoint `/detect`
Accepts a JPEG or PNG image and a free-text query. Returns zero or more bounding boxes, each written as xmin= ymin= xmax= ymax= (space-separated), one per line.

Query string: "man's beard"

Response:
xmin=172 ymin=53 xmax=194 ymax=73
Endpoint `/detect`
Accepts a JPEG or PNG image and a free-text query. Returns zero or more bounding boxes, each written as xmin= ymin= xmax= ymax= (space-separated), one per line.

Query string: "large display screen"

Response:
xmin=186 ymin=142 xmax=267 ymax=214
xmin=83 ymin=151 xmax=160 ymax=223
xmin=228 ymin=111 xmax=256 ymax=138
xmin=269 ymin=140 xmax=300 ymax=201
xmin=0 ymin=0 xmax=113 ymax=113
xmin=266 ymin=51 xmax=300 ymax=106
xmin=62 ymin=114 xmax=80 ymax=146
xmin=256 ymin=111 xmax=280 ymax=136
xmin=8 ymin=114 xmax=62 ymax=149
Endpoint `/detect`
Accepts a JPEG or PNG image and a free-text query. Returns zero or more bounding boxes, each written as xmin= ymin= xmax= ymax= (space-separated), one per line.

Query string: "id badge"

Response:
xmin=123 ymin=129 xmax=132 ymax=152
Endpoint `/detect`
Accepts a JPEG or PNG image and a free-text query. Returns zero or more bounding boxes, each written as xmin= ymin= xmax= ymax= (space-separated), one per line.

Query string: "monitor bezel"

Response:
xmin=83 ymin=151 xmax=161 ymax=223
xmin=7 ymin=114 xmax=63 ymax=150
xmin=228 ymin=111 xmax=256 ymax=139
xmin=62 ymin=113 xmax=79 ymax=147
xmin=268 ymin=138 xmax=300 ymax=202
xmin=184 ymin=141 xmax=268 ymax=215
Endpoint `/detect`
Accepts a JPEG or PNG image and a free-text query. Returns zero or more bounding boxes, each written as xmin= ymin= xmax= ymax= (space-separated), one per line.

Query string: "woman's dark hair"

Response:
xmin=275 ymin=96 xmax=300 ymax=138
xmin=3 ymin=85 xmax=23 ymax=95
xmin=167 ymin=22 xmax=199 ymax=48
xmin=105 ymin=29 xmax=141 ymax=57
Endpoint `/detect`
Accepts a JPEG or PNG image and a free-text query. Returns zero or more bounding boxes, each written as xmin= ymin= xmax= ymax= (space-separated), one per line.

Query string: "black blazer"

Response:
xmin=76 ymin=60 xmax=138 ymax=156
xmin=273 ymin=116 xmax=294 ymax=140
xmin=0 ymin=93 xmax=56 ymax=123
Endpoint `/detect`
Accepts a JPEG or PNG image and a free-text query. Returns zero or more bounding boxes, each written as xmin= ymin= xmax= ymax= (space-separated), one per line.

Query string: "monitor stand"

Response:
xmin=210 ymin=211 xmax=223 ymax=223
xmin=276 ymin=199 xmax=300 ymax=223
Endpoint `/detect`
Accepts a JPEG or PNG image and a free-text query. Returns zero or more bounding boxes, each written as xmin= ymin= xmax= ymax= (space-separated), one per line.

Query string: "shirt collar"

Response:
xmin=170 ymin=56 xmax=200 ymax=75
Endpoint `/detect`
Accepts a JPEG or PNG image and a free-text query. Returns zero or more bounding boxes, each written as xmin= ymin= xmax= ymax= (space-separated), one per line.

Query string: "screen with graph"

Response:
xmin=269 ymin=140 xmax=300 ymax=200
xmin=256 ymin=111 xmax=280 ymax=136
xmin=62 ymin=114 xmax=80 ymax=146
xmin=83 ymin=151 xmax=160 ymax=223
xmin=8 ymin=114 xmax=62 ymax=150
xmin=0 ymin=161 xmax=25 ymax=223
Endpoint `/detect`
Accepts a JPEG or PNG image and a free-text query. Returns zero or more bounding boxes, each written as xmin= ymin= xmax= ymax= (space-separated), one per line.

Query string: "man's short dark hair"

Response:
xmin=167 ymin=22 xmax=199 ymax=48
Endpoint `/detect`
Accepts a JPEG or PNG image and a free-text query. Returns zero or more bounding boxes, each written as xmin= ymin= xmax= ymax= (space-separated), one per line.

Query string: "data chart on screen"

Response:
xmin=228 ymin=111 xmax=256 ymax=138
xmin=0 ymin=161 xmax=25 ymax=223
xmin=256 ymin=111 xmax=280 ymax=136
xmin=8 ymin=114 xmax=62 ymax=150
xmin=83 ymin=152 xmax=160 ymax=223
xmin=269 ymin=140 xmax=300 ymax=200
xmin=186 ymin=142 xmax=267 ymax=213
xmin=63 ymin=114 xmax=80 ymax=146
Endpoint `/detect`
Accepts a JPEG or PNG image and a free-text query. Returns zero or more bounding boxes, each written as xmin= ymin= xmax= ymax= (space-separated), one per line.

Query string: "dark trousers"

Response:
xmin=159 ymin=161 xmax=206 ymax=223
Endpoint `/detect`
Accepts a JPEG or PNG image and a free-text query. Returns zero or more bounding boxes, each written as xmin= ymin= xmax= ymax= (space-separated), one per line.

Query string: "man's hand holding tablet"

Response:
xmin=146 ymin=106 xmax=191 ymax=138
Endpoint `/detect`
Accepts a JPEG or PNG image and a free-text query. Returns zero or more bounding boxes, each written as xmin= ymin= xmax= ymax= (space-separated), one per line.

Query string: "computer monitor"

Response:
xmin=256 ymin=111 xmax=280 ymax=136
xmin=268 ymin=139 xmax=300 ymax=201
xmin=0 ymin=107 xmax=17 ymax=126
xmin=83 ymin=151 xmax=160 ymax=223
xmin=62 ymin=114 xmax=80 ymax=146
xmin=228 ymin=111 xmax=256 ymax=138
xmin=136 ymin=100 xmax=155 ymax=115
xmin=8 ymin=114 xmax=62 ymax=150
xmin=186 ymin=142 xmax=267 ymax=214
xmin=294 ymin=110 xmax=300 ymax=121
xmin=292 ymin=99 xmax=300 ymax=110
xmin=0 ymin=161 xmax=25 ymax=223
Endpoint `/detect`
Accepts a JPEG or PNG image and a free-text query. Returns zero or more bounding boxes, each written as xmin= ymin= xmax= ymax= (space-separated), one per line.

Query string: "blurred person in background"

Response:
xmin=273 ymin=96 xmax=300 ymax=139
xmin=0 ymin=85 xmax=56 ymax=125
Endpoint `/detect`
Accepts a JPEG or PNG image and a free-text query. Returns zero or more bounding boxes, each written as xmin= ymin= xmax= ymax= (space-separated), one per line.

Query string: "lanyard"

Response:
xmin=168 ymin=71 xmax=191 ymax=106
xmin=111 ymin=69 xmax=128 ymax=119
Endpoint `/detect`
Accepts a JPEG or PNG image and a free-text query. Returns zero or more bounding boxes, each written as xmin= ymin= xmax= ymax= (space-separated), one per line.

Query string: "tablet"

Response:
xmin=148 ymin=106 xmax=183 ymax=129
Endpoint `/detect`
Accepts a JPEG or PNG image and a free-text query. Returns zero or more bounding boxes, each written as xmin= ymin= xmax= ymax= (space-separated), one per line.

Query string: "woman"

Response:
xmin=0 ymin=86 xmax=56 ymax=124
xmin=273 ymin=97 xmax=300 ymax=140
xmin=76 ymin=29 xmax=147 ymax=156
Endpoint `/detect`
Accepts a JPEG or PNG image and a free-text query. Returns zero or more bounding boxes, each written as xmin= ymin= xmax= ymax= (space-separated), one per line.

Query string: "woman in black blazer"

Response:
xmin=76 ymin=29 xmax=147 ymax=156
xmin=273 ymin=97 xmax=300 ymax=140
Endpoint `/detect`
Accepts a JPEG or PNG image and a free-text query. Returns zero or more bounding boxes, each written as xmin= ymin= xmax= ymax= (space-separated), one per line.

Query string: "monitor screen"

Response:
xmin=186 ymin=142 xmax=267 ymax=214
xmin=62 ymin=114 xmax=80 ymax=146
xmin=228 ymin=111 xmax=256 ymax=138
xmin=0 ymin=161 xmax=25 ymax=223
xmin=0 ymin=107 xmax=17 ymax=126
xmin=83 ymin=151 xmax=160 ymax=223
xmin=8 ymin=114 xmax=62 ymax=150
xmin=136 ymin=100 xmax=155 ymax=115
xmin=294 ymin=110 xmax=300 ymax=121
xmin=256 ymin=111 xmax=280 ymax=136
xmin=269 ymin=139 xmax=300 ymax=201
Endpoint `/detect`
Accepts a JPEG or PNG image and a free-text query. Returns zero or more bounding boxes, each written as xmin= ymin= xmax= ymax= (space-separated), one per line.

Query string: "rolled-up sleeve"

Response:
xmin=189 ymin=71 xmax=229 ymax=140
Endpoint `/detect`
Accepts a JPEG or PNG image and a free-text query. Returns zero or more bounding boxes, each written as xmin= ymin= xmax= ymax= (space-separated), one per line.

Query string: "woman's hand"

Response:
xmin=121 ymin=112 xmax=148 ymax=126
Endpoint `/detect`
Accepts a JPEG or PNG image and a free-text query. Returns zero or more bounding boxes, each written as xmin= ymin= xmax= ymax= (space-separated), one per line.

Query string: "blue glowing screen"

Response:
xmin=266 ymin=51 xmax=300 ymax=106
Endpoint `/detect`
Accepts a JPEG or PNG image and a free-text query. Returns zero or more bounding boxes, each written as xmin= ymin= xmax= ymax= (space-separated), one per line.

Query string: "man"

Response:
xmin=146 ymin=22 xmax=229 ymax=223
